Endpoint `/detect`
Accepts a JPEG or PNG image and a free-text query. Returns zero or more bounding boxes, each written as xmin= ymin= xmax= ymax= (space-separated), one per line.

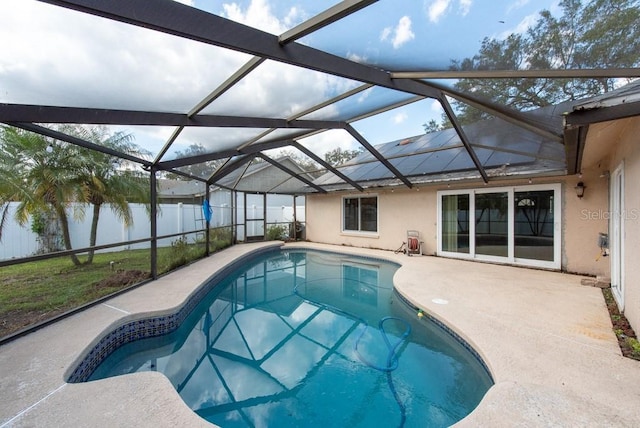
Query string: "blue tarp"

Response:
xmin=202 ymin=200 xmax=212 ymax=223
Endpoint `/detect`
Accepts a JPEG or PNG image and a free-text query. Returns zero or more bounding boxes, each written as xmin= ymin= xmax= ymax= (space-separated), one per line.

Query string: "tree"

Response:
xmin=72 ymin=126 xmax=151 ymax=264
xmin=0 ymin=125 xmax=86 ymax=264
xmin=276 ymin=149 xmax=318 ymax=171
xmin=446 ymin=0 xmax=640 ymax=125
xmin=324 ymin=147 xmax=363 ymax=166
xmin=0 ymin=125 xmax=151 ymax=265
xmin=422 ymin=117 xmax=453 ymax=134
xmin=0 ymin=130 xmax=35 ymax=242
xmin=169 ymin=143 xmax=223 ymax=180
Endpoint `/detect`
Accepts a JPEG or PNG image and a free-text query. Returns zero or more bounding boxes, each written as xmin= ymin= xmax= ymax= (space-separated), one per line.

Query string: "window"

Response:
xmin=438 ymin=184 xmax=560 ymax=269
xmin=343 ymin=196 xmax=378 ymax=233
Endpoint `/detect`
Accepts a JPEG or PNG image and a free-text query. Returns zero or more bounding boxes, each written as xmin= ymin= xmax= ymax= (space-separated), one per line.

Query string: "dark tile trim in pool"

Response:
xmin=67 ymin=245 xmax=278 ymax=383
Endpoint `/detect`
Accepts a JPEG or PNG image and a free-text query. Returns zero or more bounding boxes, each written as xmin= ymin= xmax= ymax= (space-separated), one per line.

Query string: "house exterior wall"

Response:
xmin=306 ymin=176 xmax=609 ymax=276
xmin=593 ymin=116 xmax=640 ymax=336
xmin=306 ymin=189 xmax=437 ymax=254
xmin=562 ymin=167 xmax=610 ymax=276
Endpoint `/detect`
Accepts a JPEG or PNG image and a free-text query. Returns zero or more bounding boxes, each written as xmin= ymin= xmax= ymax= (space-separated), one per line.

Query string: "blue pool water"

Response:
xmin=88 ymin=249 xmax=492 ymax=427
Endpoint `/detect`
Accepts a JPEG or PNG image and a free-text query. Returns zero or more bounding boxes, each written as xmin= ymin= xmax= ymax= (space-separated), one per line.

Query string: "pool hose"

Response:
xmin=293 ymin=281 xmax=412 ymax=427
xmin=355 ymin=316 xmax=411 ymax=427
xmin=354 ymin=316 xmax=411 ymax=371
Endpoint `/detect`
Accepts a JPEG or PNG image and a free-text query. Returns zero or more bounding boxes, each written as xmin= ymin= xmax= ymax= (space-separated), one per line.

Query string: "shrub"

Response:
xmin=162 ymin=236 xmax=206 ymax=272
xmin=628 ymin=338 xmax=640 ymax=359
xmin=165 ymin=236 xmax=189 ymax=271
xmin=210 ymin=226 xmax=233 ymax=251
xmin=266 ymin=224 xmax=288 ymax=241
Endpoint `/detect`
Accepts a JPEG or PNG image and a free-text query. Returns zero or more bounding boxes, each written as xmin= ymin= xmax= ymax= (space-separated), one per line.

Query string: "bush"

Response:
xmin=266 ymin=224 xmax=288 ymax=241
xmin=628 ymin=338 xmax=640 ymax=359
xmin=162 ymin=236 xmax=206 ymax=272
xmin=210 ymin=226 xmax=233 ymax=251
xmin=165 ymin=236 xmax=189 ymax=271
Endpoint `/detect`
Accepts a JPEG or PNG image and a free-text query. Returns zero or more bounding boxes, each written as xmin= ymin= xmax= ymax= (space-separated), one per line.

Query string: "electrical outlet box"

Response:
xmin=598 ymin=232 xmax=609 ymax=249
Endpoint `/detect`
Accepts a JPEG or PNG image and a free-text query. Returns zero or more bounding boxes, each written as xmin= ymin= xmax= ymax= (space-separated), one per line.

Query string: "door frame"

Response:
xmin=437 ymin=183 xmax=561 ymax=269
xmin=610 ymin=163 xmax=625 ymax=309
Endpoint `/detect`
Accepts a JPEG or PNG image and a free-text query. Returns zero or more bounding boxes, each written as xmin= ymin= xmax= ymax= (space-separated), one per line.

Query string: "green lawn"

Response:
xmin=0 ymin=236 xmax=231 ymax=339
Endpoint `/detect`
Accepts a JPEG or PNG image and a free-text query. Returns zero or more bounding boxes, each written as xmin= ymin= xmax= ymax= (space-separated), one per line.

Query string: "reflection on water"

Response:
xmin=90 ymin=250 xmax=492 ymax=428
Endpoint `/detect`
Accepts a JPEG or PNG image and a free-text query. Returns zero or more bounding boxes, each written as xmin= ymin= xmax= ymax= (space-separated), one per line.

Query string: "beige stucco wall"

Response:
xmin=585 ymin=116 xmax=640 ymax=335
xmin=562 ymin=168 xmax=610 ymax=276
xmin=306 ymin=175 xmax=609 ymax=276
xmin=306 ymin=189 xmax=438 ymax=254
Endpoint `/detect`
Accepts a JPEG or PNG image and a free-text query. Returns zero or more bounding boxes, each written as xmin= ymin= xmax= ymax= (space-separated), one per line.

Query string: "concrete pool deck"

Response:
xmin=1 ymin=241 xmax=639 ymax=427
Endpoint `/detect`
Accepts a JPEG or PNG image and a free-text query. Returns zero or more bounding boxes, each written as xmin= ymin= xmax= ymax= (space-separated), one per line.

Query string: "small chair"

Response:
xmin=406 ymin=230 xmax=422 ymax=256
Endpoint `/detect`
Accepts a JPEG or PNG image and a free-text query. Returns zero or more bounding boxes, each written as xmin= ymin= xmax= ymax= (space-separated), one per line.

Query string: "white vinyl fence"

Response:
xmin=0 ymin=202 xmax=232 ymax=260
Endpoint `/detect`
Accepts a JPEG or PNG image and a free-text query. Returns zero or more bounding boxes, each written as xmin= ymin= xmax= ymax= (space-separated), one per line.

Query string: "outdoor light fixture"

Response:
xmin=575 ymin=181 xmax=586 ymax=198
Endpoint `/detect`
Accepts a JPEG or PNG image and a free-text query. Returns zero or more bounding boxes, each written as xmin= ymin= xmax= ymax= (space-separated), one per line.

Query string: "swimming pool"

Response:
xmin=80 ymin=249 xmax=492 ymax=427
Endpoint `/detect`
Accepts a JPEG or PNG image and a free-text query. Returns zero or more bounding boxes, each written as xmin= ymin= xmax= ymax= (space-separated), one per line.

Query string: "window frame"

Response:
xmin=341 ymin=194 xmax=379 ymax=235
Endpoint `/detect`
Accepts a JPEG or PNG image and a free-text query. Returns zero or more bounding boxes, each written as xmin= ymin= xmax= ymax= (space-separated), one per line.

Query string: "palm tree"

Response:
xmin=72 ymin=126 xmax=151 ymax=264
xmin=0 ymin=125 xmax=86 ymax=265
xmin=0 ymin=125 xmax=151 ymax=265
xmin=0 ymin=138 xmax=25 ymax=241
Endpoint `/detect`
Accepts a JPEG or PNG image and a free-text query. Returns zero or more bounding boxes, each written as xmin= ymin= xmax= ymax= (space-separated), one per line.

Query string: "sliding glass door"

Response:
xmin=475 ymin=192 xmax=509 ymax=257
xmin=438 ymin=184 xmax=560 ymax=269
xmin=514 ymin=190 xmax=555 ymax=262
xmin=441 ymin=194 xmax=469 ymax=254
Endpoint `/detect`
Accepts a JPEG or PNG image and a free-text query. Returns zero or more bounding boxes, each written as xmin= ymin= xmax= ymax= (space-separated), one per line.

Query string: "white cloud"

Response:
xmin=283 ymin=6 xmax=307 ymax=29
xmin=222 ymin=0 xmax=285 ymax=34
xmin=427 ymin=0 xmax=451 ymax=23
xmin=380 ymin=16 xmax=415 ymax=49
xmin=392 ymin=112 xmax=408 ymax=124
xmin=497 ymin=12 xmax=538 ymax=39
xmin=380 ymin=27 xmax=392 ymax=42
xmin=0 ymin=1 xmax=256 ymax=112
xmin=347 ymin=52 xmax=368 ymax=63
xmin=220 ymin=0 xmax=308 ymax=35
xmin=298 ymin=129 xmax=358 ymax=158
xmin=393 ymin=16 xmax=415 ymax=48
xmin=0 ymin=0 xmax=363 ymax=157
xmin=506 ymin=0 xmax=530 ymax=15
xmin=357 ymin=87 xmax=374 ymax=104
xmin=426 ymin=0 xmax=473 ymax=23
xmin=459 ymin=0 xmax=472 ymax=16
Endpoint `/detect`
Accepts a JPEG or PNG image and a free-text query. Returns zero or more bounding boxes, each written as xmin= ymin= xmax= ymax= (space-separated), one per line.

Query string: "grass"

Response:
xmin=1 ymin=230 xmax=232 ymax=339
xmin=2 ymin=250 xmax=150 ymax=311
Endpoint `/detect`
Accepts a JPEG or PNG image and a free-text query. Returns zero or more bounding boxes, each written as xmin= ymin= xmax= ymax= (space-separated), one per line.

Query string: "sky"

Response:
xmin=0 ymin=0 xmax=560 ymax=163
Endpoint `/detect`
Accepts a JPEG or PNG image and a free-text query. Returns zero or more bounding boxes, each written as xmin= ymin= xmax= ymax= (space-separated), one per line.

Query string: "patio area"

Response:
xmin=1 ymin=241 xmax=639 ymax=427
